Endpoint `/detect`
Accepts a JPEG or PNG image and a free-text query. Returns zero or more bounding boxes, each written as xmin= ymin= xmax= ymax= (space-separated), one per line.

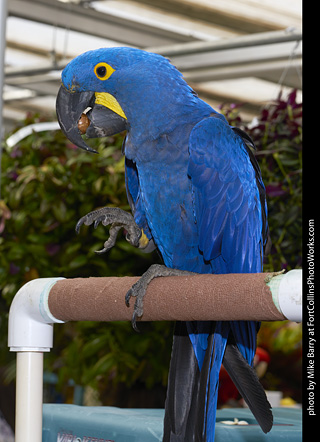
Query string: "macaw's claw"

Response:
xmin=75 ymin=207 xmax=142 ymax=254
xmin=125 ymin=264 xmax=195 ymax=331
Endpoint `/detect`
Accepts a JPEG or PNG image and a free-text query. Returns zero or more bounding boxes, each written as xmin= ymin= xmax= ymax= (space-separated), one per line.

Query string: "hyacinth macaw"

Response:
xmin=56 ymin=47 xmax=272 ymax=441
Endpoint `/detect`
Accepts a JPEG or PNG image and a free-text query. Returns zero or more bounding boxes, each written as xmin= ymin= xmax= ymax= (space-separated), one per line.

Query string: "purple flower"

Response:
xmin=46 ymin=244 xmax=61 ymax=256
xmin=265 ymin=184 xmax=286 ymax=197
xmin=10 ymin=262 xmax=20 ymax=275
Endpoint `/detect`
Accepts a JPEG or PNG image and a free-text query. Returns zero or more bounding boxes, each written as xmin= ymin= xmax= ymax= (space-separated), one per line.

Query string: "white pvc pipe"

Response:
xmin=15 ymin=352 xmax=44 ymax=442
xmin=5 ymin=121 xmax=60 ymax=149
xmin=8 ymin=277 xmax=65 ymax=352
xmin=278 ymin=269 xmax=302 ymax=322
xmin=267 ymin=269 xmax=302 ymax=322
xmin=8 ymin=277 xmax=65 ymax=442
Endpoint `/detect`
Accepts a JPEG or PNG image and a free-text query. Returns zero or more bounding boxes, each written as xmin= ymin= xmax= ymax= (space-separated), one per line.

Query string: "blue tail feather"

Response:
xmin=187 ymin=318 xmax=257 ymax=440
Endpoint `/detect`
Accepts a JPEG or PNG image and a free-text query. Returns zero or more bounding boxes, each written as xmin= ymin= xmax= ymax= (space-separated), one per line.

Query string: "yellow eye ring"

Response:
xmin=94 ymin=62 xmax=115 ymax=80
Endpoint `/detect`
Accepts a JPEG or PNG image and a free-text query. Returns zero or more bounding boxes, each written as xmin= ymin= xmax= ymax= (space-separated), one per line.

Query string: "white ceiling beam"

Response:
xmin=5 ymin=61 xmax=69 ymax=78
xmin=183 ymin=58 xmax=302 ymax=89
xmin=132 ymin=0 xmax=300 ymax=34
xmin=168 ymin=41 xmax=301 ymax=71
xmin=3 ymin=87 xmax=37 ymax=101
xmin=8 ymin=0 xmax=199 ymax=48
xmin=147 ymin=28 xmax=302 ymax=56
xmin=6 ymin=79 xmax=60 ymax=97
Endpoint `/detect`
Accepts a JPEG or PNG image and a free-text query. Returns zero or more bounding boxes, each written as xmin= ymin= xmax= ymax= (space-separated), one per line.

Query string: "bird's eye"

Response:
xmin=97 ymin=66 xmax=106 ymax=77
xmin=94 ymin=62 xmax=115 ymax=80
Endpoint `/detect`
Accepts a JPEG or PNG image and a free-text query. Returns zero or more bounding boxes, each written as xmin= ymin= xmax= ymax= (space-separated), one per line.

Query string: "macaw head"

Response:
xmin=56 ymin=47 xmax=198 ymax=153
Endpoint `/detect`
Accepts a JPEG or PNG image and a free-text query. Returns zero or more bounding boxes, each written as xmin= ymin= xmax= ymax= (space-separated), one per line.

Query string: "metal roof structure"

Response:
xmin=1 ymin=0 xmax=302 ymax=134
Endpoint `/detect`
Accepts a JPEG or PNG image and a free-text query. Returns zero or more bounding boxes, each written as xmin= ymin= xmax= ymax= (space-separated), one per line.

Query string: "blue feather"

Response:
xmin=205 ymin=322 xmax=229 ymax=442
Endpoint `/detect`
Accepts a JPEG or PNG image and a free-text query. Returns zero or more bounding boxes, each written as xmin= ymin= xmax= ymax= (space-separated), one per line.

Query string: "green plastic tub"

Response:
xmin=42 ymin=404 xmax=302 ymax=442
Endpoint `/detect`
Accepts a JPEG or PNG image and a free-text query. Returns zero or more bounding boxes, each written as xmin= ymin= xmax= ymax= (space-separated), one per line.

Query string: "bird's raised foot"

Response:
xmin=75 ymin=206 xmax=142 ymax=254
xmin=125 ymin=264 xmax=195 ymax=331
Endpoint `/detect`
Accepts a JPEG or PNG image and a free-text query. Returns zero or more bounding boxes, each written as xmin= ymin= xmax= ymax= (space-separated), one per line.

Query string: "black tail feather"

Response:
xmin=163 ymin=321 xmax=214 ymax=442
xmin=222 ymin=343 xmax=273 ymax=434
xmin=163 ymin=321 xmax=202 ymax=441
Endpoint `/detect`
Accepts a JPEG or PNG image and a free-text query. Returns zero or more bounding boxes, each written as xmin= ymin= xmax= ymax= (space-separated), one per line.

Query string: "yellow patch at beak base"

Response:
xmin=95 ymin=92 xmax=127 ymax=120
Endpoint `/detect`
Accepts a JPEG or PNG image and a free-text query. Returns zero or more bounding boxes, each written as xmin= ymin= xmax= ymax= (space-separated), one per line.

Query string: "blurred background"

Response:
xmin=2 ymin=0 xmax=302 ymax=129
xmin=0 ymin=0 xmax=302 ymax=438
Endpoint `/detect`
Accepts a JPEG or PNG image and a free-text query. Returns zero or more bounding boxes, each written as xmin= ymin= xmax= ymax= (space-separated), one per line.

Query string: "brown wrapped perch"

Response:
xmin=48 ymin=273 xmax=286 ymax=323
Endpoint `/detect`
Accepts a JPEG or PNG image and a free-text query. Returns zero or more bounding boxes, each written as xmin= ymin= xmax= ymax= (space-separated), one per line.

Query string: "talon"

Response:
xmin=94 ymin=247 xmax=109 ymax=255
xmin=94 ymin=217 xmax=104 ymax=229
xmin=131 ymin=311 xmax=141 ymax=333
xmin=125 ymin=285 xmax=143 ymax=331
xmin=75 ymin=218 xmax=84 ymax=234
xmin=125 ymin=232 xmax=131 ymax=242
xmin=125 ymin=289 xmax=132 ymax=307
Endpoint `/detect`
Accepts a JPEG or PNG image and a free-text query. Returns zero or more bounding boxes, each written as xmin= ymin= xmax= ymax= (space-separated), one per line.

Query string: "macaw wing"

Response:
xmin=188 ymin=116 xmax=267 ymax=364
xmin=188 ymin=116 xmax=266 ymax=275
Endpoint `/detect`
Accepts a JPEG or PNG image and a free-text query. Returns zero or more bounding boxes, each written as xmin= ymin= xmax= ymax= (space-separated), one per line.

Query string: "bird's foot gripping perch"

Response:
xmin=76 ymin=207 xmax=142 ymax=254
xmin=126 ymin=264 xmax=195 ymax=331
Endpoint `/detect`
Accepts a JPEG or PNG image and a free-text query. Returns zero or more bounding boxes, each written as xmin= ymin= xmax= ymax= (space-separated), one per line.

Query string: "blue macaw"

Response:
xmin=56 ymin=47 xmax=272 ymax=441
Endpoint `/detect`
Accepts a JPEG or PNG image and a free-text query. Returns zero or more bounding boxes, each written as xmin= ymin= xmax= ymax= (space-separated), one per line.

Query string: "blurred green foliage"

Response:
xmin=0 ymin=90 xmax=302 ymax=405
xmin=0 ymin=113 xmax=169 ymax=404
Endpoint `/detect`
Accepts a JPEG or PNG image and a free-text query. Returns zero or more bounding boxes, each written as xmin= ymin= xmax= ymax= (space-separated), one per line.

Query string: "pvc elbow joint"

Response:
xmin=8 ymin=278 xmax=65 ymax=352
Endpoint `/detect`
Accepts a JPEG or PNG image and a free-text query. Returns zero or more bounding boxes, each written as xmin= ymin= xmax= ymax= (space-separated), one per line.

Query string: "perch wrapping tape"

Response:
xmin=48 ymin=273 xmax=286 ymax=322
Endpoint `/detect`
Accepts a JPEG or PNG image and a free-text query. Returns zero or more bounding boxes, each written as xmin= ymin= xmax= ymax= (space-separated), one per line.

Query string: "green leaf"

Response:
xmin=68 ymin=255 xmax=87 ymax=269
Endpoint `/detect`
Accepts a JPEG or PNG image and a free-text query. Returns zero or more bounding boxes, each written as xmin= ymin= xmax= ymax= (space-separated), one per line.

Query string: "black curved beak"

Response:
xmin=56 ymin=86 xmax=128 ymax=153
